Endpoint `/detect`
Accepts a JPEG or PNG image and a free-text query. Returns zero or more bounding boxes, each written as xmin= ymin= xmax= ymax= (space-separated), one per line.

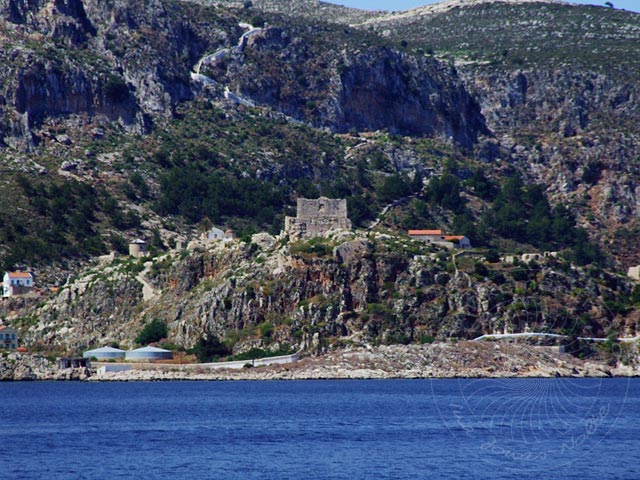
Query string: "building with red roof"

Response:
xmin=408 ymin=230 xmax=471 ymax=249
xmin=2 ymin=271 xmax=34 ymax=297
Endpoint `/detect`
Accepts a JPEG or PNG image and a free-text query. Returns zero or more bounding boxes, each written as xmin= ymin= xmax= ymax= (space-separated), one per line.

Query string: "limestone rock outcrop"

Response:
xmin=16 ymin=233 xmax=639 ymax=357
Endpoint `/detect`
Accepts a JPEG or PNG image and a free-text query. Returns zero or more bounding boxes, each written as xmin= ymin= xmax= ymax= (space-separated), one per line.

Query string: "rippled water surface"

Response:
xmin=1 ymin=379 xmax=639 ymax=479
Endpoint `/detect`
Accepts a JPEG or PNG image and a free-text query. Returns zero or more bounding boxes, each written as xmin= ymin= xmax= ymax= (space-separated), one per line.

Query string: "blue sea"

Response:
xmin=1 ymin=379 xmax=639 ymax=479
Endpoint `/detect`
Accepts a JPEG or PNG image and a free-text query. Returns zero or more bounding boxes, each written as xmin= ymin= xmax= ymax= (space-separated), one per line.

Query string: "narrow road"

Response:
xmin=473 ymin=332 xmax=640 ymax=343
xmin=367 ymin=194 xmax=417 ymax=230
xmin=191 ymin=22 xmax=262 ymax=89
xmin=136 ymin=261 xmax=159 ymax=302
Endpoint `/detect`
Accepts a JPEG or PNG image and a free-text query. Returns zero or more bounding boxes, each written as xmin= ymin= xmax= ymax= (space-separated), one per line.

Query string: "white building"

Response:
xmin=202 ymin=226 xmax=234 ymax=241
xmin=0 ymin=325 xmax=18 ymax=349
xmin=407 ymin=229 xmax=444 ymax=242
xmin=441 ymin=235 xmax=472 ymax=249
xmin=2 ymin=271 xmax=34 ymax=297
xmin=205 ymin=226 xmax=225 ymax=240
xmin=408 ymin=230 xmax=471 ymax=249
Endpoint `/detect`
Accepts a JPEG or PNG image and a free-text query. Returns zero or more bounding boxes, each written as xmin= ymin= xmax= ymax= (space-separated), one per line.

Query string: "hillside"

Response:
xmin=3 ymin=231 xmax=638 ymax=363
xmin=1 ymin=0 xmax=640 ymax=357
xmin=350 ymin=0 xmax=640 ymax=264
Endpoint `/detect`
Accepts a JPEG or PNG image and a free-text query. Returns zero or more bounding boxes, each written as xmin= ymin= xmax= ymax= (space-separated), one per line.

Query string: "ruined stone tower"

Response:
xmin=284 ymin=197 xmax=352 ymax=240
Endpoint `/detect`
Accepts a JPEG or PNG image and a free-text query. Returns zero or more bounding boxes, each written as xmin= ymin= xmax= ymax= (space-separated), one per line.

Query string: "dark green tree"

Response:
xmin=425 ymin=174 xmax=464 ymax=213
xmin=135 ymin=319 xmax=168 ymax=345
xmin=192 ymin=335 xmax=231 ymax=363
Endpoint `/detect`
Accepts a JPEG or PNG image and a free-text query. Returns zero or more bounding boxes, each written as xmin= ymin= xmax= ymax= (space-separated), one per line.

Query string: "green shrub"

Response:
xmin=485 ymin=250 xmax=501 ymax=263
xmin=109 ymin=234 xmax=128 ymax=254
xmin=419 ymin=334 xmax=435 ymax=344
xmin=258 ymin=322 xmax=274 ymax=341
xmin=289 ymin=238 xmax=332 ymax=257
xmin=104 ymin=75 xmax=129 ymax=103
xmin=135 ymin=319 xmax=168 ymax=345
xmin=229 ymin=346 xmax=294 ymax=361
xmin=474 ymin=261 xmax=490 ymax=277
xmin=511 ymin=268 xmax=529 ymax=282
xmin=191 ymin=335 xmax=231 ymax=363
xmin=425 ymin=174 xmax=464 ymax=213
xmin=385 ymin=331 xmax=411 ymax=345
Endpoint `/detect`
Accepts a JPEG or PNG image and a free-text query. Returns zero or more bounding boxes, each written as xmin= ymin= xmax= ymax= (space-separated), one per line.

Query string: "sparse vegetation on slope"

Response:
xmin=1 ymin=0 xmax=640 ymax=355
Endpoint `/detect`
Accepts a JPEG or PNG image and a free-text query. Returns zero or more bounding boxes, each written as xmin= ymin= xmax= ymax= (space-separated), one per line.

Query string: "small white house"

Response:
xmin=0 ymin=325 xmax=18 ymax=349
xmin=202 ymin=227 xmax=234 ymax=241
xmin=2 ymin=271 xmax=34 ymax=297
xmin=442 ymin=235 xmax=472 ymax=249
xmin=205 ymin=226 xmax=225 ymax=240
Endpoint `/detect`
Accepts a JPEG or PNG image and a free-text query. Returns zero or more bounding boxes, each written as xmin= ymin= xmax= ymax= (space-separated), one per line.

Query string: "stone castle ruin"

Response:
xmin=284 ymin=197 xmax=352 ymax=240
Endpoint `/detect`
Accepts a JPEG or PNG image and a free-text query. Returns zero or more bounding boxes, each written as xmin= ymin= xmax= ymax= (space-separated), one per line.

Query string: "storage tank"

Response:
xmin=125 ymin=346 xmax=173 ymax=361
xmin=83 ymin=346 xmax=126 ymax=360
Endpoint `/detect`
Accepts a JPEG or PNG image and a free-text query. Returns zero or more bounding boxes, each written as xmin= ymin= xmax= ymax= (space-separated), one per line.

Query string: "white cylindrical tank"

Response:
xmin=83 ymin=346 xmax=126 ymax=360
xmin=125 ymin=346 xmax=173 ymax=361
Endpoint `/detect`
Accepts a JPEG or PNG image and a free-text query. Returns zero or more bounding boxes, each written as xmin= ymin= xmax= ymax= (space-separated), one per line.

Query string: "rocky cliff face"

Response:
xmin=12 ymin=232 xmax=637 ymax=355
xmin=0 ymin=0 xmax=235 ymax=146
xmin=219 ymin=25 xmax=487 ymax=145
xmin=461 ymin=68 xmax=640 ymax=232
xmin=335 ymin=50 xmax=486 ymax=145
xmin=0 ymin=0 xmax=488 ymax=149
xmin=1 ymin=0 xmax=95 ymax=42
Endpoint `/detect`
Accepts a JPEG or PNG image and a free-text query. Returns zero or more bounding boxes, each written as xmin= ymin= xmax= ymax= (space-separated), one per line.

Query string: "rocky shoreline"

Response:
xmin=3 ymin=342 xmax=638 ymax=382
xmin=0 ymin=353 xmax=90 ymax=381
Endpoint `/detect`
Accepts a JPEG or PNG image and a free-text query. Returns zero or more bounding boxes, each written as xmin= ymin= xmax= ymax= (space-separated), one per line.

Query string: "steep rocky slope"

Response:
xmin=7 ymin=232 xmax=637 ymax=356
xmin=0 ymin=0 xmax=486 ymax=148
xmin=2 ymin=0 xmax=637 ymax=266
xmin=347 ymin=1 xmax=640 ymax=262
xmin=1 ymin=0 xmax=640 ymax=357
xmin=216 ymin=25 xmax=486 ymax=144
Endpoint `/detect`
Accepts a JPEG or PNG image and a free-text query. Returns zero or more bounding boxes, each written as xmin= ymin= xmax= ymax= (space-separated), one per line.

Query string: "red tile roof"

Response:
xmin=408 ymin=230 xmax=443 ymax=235
xmin=443 ymin=235 xmax=465 ymax=241
xmin=7 ymin=272 xmax=32 ymax=279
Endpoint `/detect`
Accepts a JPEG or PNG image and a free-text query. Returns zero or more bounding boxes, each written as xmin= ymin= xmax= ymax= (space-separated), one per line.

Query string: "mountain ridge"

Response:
xmin=350 ymin=0 xmax=573 ymax=25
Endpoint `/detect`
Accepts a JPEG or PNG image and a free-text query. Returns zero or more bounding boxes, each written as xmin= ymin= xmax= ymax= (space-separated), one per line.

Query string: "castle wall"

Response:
xmin=285 ymin=197 xmax=352 ymax=240
xmin=296 ymin=197 xmax=348 ymax=220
